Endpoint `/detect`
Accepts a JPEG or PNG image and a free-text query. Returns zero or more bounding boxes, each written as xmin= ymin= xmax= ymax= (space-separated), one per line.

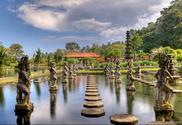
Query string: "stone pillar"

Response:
xmin=125 ymin=31 xmax=135 ymax=91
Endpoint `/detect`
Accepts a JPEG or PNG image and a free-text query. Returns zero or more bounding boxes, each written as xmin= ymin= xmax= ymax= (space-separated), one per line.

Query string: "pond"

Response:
xmin=0 ymin=75 xmax=181 ymax=124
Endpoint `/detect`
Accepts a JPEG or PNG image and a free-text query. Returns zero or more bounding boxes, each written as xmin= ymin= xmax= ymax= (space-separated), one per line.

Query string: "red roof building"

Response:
xmin=65 ymin=52 xmax=100 ymax=58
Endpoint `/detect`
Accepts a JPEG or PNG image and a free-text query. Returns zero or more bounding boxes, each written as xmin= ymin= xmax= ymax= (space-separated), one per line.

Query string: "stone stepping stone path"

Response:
xmin=81 ymin=108 xmax=105 ymax=117
xmin=85 ymin=92 xmax=100 ymax=96
xmin=81 ymin=75 xmax=105 ymax=117
xmin=110 ymin=114 xmax=138 ymax=125
xmin=84 ymin=101 xmax=104 ymax=108
xmin=85 ymin=96 xmax=101 ymax=101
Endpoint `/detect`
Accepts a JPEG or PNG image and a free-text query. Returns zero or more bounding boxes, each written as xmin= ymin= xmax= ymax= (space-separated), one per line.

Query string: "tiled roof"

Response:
xmin=65 ymin=52 xmax=100 ymax=58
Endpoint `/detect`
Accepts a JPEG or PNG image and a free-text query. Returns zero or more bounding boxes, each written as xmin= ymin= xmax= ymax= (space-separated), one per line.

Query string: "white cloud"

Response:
xmin=14 ymin=0 xmax=173 ymax=41
xmin=100 ymin=26 xmax=129 ymax=38
xmin=73 ymin=18 xmax=111 ymax=32
xmin=18 ymin=3 xmax=67 ymax=31
xmin=37 ymin=0 xmax=88 ymax=8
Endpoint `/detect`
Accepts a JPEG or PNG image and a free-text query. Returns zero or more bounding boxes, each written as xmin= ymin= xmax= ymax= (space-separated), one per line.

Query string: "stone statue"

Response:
xmin=72 ymin=64 xmax=77 ymax=77
xmin=62 ymin=62 xmax=69 ymax=84
xmin=16 ymin=56 xmax=31 ymax=104
xmin=104 ymin=64 xmax=110 ymax=77
xmin=15 ymin=56 xmax=33 ymax=123
xmin=114 ymin=59 xmax=121 ymax=83
xmin=155 ymin=54 xmax=174 ymax=110
xmin=49 ymin=62 xmax=58 ymax=91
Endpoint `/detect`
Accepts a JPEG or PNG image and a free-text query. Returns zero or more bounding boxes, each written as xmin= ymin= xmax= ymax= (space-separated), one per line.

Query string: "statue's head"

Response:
xmin=18 ymin=55 xmax=29 ymax=71
xmin=49 ymin=62 xmax=55 ymax=67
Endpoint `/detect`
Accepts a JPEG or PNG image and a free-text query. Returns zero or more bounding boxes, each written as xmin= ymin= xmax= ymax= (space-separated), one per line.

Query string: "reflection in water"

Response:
xmin=16 ymin=110 xmax=33 ymax=125
xmin=50 ymin=92 xmax=57 ymax=119
xmin=109 ymin=80 xmax=114 ymax=94
xmin=0 ymin=86 xmax=4 ymax=107
xmin=127 ymin=91 xmax=134 ymax=114
xmin=34 ymin=82 xmax=41 ymax=98
xmin=1 ymin=75 xmax=182 ymax=124
xmin=115 ymin=83 xmax=120 ymax=104
xmin=62 ymin=84 xmax=68 ymax=104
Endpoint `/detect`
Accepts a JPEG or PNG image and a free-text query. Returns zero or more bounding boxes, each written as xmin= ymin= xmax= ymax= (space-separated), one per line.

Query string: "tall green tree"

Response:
xmin=9 ymin=43 xmax=24 ymax=60
xmin=0 ymin=46 xmax=7 ymax=66
xmin=34 ymin=48 xmax=43 ymax=65
xmin=54 ymin=49 xmax=64 ymax=63
xmin=65 ymin=42 xmax=80 ymax=51
xmin=130 ymin=32 xmax=143 ymax=51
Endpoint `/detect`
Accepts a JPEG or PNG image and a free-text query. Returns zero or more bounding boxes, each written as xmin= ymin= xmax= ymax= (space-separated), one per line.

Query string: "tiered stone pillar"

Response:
xmin=125 ymin=31 xmax=135 ymax=91
xmin=15 ymin=56 xmax=33 ymax=124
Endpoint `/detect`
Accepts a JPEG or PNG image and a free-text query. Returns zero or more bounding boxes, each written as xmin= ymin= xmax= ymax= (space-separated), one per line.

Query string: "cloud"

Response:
xmin=18 ymin=3 xmax=67 ymax=31
xmin=14 ymin=0 xmax=173 ymax=41
xmin=37 ymin=0 xmax=88 ymax=8
xmin=73 ymin=18 xmax=111 ymax=32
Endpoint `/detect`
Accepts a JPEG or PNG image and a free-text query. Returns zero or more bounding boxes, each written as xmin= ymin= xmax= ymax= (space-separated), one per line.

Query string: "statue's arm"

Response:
xmin=166 ymin=70 xmax=173 ymax=80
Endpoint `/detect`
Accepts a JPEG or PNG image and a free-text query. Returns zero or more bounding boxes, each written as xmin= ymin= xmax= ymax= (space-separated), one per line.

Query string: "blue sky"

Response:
xmin=0 ymin=0 xmax=173 ymax=56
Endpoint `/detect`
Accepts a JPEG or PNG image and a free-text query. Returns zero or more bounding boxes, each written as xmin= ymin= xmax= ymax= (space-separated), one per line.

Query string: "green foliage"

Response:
xmin=101 ymin=42 xmax=125 ymax=58
xmin=65 ymin=42 xmax=80 ymax=51
xmin=130 ymin=33 xmax=143 ymax=50
xmin=8 ymin=43 xmax=24 ymax=60
xmin=0 ymin=46 xmax=7 ymax=66
xmin=34 ymin=48 xmax=43 ymax=64
xmin=132 ymin=0 xmax=182 ymax=52
xmin=66 ymin=58 xmax=79 ymax=64
xmin=54 ymin=49 xmax=64 ymax=64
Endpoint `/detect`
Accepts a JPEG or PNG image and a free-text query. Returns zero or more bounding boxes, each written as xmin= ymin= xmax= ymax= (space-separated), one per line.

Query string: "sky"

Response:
xmin=0 ymin=0 xmax=173 ymax=56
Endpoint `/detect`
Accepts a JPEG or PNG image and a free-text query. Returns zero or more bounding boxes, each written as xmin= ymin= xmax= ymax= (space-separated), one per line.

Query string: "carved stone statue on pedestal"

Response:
xmin=114 ymin=59 xmax=121 ymax=83
xmin=62 ymin=62 xmax=69 ymax=84
xmin=49 ymin=62 xmax=58 ymax=91
xmin=154 ymin=54 xmax=174 ymax=121
xmin=15 ymin=56 xmax=33 ymax=124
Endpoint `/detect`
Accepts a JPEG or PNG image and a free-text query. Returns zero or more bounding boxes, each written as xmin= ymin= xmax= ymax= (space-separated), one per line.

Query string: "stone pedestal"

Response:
xmin=110 ymin=114 xmax=138 ymax=125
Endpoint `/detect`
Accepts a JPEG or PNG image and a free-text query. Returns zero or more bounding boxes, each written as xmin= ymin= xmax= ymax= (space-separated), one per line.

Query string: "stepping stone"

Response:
xmin=81 ymin=108 xmax=105 ymax=117
xmin=85 ymin=96 xmax=101 ymax=101
xmin=87 ymin=84 xmax=96 ymax=86
xmin=86 ymin=87 xmax=97 ymax=89
xmin=110 ymin=114 xmax=138 ymax=125
xmin=85 ymin=92 xmax=100 ymax=96
xmin=86 ymin=89 xmax=98 ymax=93
xmin=84 ymin=101 xmax=104 ymax=108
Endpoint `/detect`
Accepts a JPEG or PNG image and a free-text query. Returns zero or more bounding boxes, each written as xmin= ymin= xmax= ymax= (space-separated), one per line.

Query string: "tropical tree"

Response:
xmin=54 ymin=49 xmax=64 ymax=64
xmin=8 ymin=43 xmax=24 ymax=61
xmin=0 ymin=46 xmax=7 ymax=66
xmin=65 ymin=42 xmax=80 ymax=51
